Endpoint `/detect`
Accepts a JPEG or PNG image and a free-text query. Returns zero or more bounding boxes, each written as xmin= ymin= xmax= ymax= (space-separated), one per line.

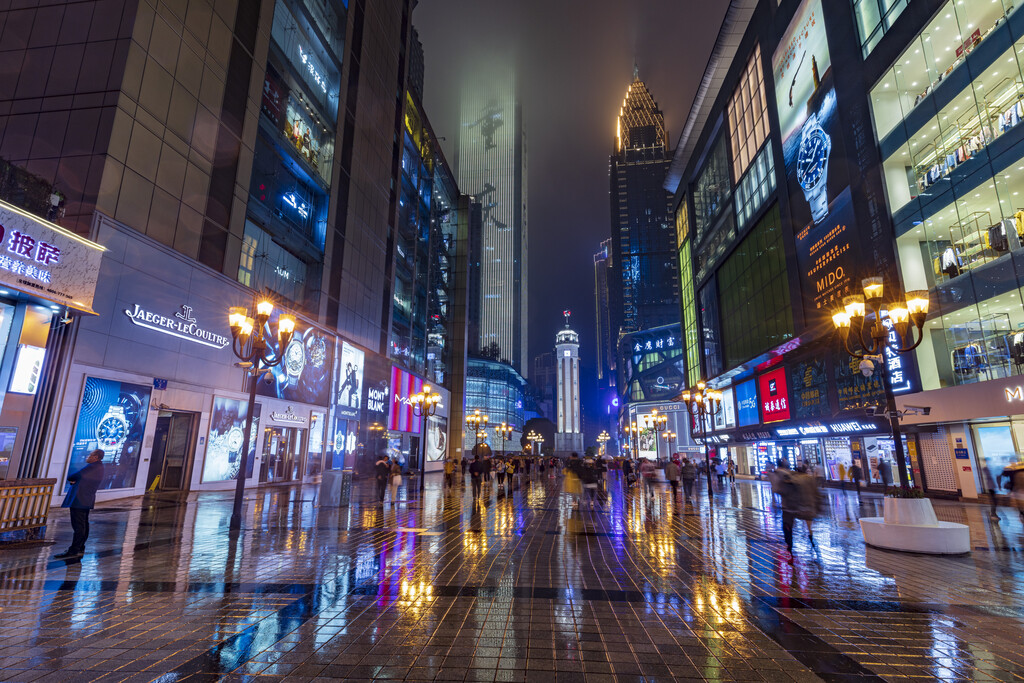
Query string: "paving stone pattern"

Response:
xmin=0 ymin=472 xmax=1023 ymax=682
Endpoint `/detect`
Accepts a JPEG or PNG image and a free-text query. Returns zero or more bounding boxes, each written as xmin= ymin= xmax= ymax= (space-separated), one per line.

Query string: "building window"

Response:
xmin=679 ymin=241 xmax=700 ymax=386
xmin=674 ymin=197 xmax=690 ymax=248
xmin=726 ymin=46 xmax=770 ymax=179
xmin=238 ymin=220 xmax=309 ymax=304
xmin=733 ymin=142 xmax=776 ymax=229
xmin=717 ymin=203 xmax=794 ymax=369
xmin=853 ymin=0 xmax=911 ymax=58
xmin=692 ymin=136 xmax=731 ymax=244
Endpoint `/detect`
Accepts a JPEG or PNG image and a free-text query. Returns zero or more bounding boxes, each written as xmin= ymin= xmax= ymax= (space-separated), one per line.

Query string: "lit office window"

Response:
xmin=726 ymin=46 xmax=770 ymax=180
xmin=733 ymin=142 xmax=776 ymax=229
xmin=674 ymin=198 xmax=690 ymax=248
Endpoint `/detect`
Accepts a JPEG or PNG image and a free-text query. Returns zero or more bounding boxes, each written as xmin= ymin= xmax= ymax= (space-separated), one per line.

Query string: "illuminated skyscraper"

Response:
xmin=610 ymin=69 xmax=678 ymax=339
xmin=594 ymin=239 xmax=615 ymax=389
xmin=457 ymin=57 xmax=528 ymax=374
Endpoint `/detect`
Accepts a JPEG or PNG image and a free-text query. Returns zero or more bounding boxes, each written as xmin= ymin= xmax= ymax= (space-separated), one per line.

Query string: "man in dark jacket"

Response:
xmin=469 ymin=455 xmax=485 ymax=499
xmin=56 ymin=449 xmax=105 ymax=559
xmin=680 ymin=459 xmax=697 ymax=502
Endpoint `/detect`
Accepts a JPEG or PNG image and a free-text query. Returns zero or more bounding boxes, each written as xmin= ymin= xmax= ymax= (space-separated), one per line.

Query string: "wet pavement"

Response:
xmin=1 ymin=473 xmax=1024 ymax=682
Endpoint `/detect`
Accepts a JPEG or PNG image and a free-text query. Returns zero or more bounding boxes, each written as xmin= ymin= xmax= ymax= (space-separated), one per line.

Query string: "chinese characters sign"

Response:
xmin=788 ymin=357 xmax=830 ymax=419
xmin=758 ymin=367 xmax=791 ymax=423
xmin=0 ymin=201 xmax=104 ymax=313
xmin=881 ymin=317 xmax=917 ymax=394
xmin=632 ymin=332 xmax=679 ymax=355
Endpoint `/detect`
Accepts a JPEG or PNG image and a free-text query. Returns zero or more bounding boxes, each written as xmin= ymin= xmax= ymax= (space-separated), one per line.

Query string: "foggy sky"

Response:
xmin=415 ymin=1 xmax=729 ymax=373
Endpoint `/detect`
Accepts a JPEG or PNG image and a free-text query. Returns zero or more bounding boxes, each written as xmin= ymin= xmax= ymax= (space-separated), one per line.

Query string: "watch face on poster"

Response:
xmin=258 ymin=315 xmax=334 ymax=406
xmin=203 ymin=397 xmax=262 ymax=483
xmin=69 ymin=377 xmax=152 ymax=491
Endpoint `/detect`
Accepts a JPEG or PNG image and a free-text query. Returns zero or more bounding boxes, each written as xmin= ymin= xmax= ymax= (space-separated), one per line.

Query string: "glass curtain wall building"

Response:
xmin=457 ymin=57 xmax=528 ymax=374
xmin=463 ymin=358 xmax=527 ymax=456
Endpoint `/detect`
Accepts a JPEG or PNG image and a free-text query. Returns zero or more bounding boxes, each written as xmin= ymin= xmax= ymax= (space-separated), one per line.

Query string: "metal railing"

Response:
xmin=0 ymin=478 xmax=57 ymax=539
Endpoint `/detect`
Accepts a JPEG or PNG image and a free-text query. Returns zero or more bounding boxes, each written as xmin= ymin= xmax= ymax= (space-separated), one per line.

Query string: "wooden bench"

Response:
xmin=0 ymin=478 xmax=57 ymax=543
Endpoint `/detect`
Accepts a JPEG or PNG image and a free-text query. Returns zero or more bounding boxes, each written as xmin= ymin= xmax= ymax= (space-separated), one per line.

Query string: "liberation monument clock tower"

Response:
xmin=555 ymin=310 xmax=584 ymax=454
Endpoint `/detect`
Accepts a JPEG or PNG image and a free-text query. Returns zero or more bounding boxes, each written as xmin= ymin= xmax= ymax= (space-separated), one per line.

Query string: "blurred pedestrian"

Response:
xmin=470 ymin=455 xmax=485 ymax=499
xmin=778 ymin=464 xmax=821 ymax=562
xmin=879 ymin=460 xmax=893 ymax=489
xmin=496 ymin=458 xmax=506 ymax=487
xmin=665 ymin=458 xmax=680 ymax=502
xmin=982 ymin=467 xmax=1000 ymax=521
xmin=375 ymin=455 xmax=390 ymax=503
xmin=1000 ymin=463 xmax=1024 ymax=523
xmin=639 ymin=458 xmax=656 ymax=499
xmin=850 ymin=462 xmax=863 ymax=500
xmin=444 ymin=458 xmax=456 ymax=487
xmin=582 ymin=455 xmax=600 ymax=509
xmin=622 ymin=458 xmax=634 ymax=487
xmin=727 ymin=459 xmax=736 ymax=485
xmin=681 ymin=458 xmax=696 ymax=502
xmin=388 ymin=460 xmax=402 ymax=503
xmin=715 ymin=460 xmax=726 ymax=489
xmin=56 ymin=449 xmax=105 ymax=559
xmin=565 ymin=453 xmax=583 ymax=509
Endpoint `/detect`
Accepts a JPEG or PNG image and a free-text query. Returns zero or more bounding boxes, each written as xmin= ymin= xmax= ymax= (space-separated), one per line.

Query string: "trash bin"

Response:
xmin=320 ymin=469 xmax=353 ymax=507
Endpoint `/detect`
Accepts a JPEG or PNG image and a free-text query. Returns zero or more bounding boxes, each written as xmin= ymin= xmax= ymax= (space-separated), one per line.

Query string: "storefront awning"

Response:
xmin=0 ymin=200 xmax=105 ymax=315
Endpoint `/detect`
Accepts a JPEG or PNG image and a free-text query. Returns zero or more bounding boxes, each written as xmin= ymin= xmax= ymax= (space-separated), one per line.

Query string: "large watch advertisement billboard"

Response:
xmin=68 ymin=377 xmax=151 ymax=491
xmin=257 ymin=314 xmax=334 ymax=406
xmin=773 ymin=0 xmax=859 ymax=317
xmin=202 ymin=397 xmax=262 ymax=482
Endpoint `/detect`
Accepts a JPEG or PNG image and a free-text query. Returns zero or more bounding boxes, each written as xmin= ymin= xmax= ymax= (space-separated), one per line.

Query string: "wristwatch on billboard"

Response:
xmin=96 ymin=405 xmax=130 ymax=453
xmin=283 ymin=338 xmax=305 ymax=387
xmin=307 ymin=334 xmax=326 ymax=370
xmin=225 ymin=426 xmax=245 ymax=453
xmin=796 ymin=112 xmax=832 ymax=224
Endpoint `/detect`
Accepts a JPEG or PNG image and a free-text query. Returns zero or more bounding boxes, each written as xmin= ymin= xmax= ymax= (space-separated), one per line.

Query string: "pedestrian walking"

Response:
xmin=778 ymin=464 xmax=821 ymax=562
xmin=444 ymin=458 xmax=456 ymax=487
xmin=727 ymin=459 xmax=736 ymax=485
xmin=375 ymin=455 xmax=390 ymax=503
xmin=461 ymin=457 xmax=468 ymax=478
xmin=982 ymin=467 xmax=1000 ymax=520
xmin=582 ymin=455 xmax=600 ymax=509
xmin=484 ymin=456 xmax=492 ymax=482
xmin=622 ymin=458 xmax=634 ymax=487
xmin=878 ymin=460 xmax=892 ymax=489
xmin=564 ymin=453 xmax=583 ymax=508
xmin=849 ymin=463 xmax=863 ymax=500
xmin=470 ymin=454 xmax=485 ymax=499
xmin=496 ymin=458 xmax=506 ymax=487
xmin=56 ymin=449 xmax=105 ymax=559
xmin=838 ymin=462 xmax=847 ymax=490
xmin=639 ymin=458 xmax=656 ymax=499
xmin=715 ymin=460 xmax=726 ymax=489
xmin=665 ymin=458 xmax=680 ymax=502
xmin=681 ymin=458 xmax=696 ymax=502
xmin=506 ymin=459 xmax=516 ymax=489
xmin=1000 ymin=463 xmax=1024 ymax=523
xmin=388 ymin=461 xmax=402 ymax=503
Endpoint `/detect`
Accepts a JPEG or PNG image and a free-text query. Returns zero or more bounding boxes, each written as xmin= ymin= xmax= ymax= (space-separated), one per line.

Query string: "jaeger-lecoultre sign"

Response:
xmin=125 ymin=304 xmax=230 ymax=349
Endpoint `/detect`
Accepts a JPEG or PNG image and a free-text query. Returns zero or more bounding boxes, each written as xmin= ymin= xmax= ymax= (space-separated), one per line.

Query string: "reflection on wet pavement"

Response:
xmin=1 ymin=473 xmax=1023 ymax=681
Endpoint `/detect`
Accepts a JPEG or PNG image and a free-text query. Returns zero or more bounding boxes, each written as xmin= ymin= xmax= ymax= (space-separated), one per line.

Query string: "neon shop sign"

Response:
xmin=0 ymin=226 xmax=60 ymax=284
xmin=124 ymin=304 xmax=230 ymax=349
xmin=298 ymin=45 xmax=328 ymax=94
xmin=282 ymin=193 xmax=310 ymax=219
xmin=633 ymin=333 xmax=678 ymax=354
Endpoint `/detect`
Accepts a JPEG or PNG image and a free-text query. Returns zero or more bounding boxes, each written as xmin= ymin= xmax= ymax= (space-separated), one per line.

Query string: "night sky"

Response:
xmin=415 ymin=1 xmax=729 ymax=380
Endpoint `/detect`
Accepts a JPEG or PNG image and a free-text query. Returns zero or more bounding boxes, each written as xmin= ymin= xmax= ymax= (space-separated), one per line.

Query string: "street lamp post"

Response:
xmin=831 ymin=277 xmax=930 ymax=488
xmin=624 ymin=422 xmax=641 ymax=460
xmin=227 ymin=298 xmax=295 ymax=531
xmin=466 ymin=410 xmax=489 ymax=454
xmin=680 ymin=383 xmax=723 ymax=499
xmin=494 ymin=422 xmax=512 ymax=457
xmin=662 ymin=431 xmax=676 ymax=459
xmin=597 ymin=430 xmax=610 ymax=456
xmin=411 ymin=383 xmax=441 ymax=493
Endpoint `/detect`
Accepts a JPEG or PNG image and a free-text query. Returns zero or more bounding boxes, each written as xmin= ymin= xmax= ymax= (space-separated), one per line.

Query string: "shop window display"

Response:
xmin=282 ymin=97 xmax=334 ymax=184
xmin=870 ymin=0 xmax=1017 ymax=142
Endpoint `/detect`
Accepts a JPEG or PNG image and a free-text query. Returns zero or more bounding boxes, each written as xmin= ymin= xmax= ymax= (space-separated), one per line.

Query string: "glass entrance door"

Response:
xmin=260 ymin=426 xmax=306 ymax=483
xmin=146 ymin=411 xmax=197 ymax=491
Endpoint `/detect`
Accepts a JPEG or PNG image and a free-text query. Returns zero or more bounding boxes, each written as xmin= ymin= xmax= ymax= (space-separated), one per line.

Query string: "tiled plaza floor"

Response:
xmin=1 ymin=473 xmax=1024 ymax=682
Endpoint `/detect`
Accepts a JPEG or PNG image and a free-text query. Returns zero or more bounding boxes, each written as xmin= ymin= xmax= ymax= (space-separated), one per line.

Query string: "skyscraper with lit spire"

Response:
xmin=608 ymin=68 xmax=678 ymax=340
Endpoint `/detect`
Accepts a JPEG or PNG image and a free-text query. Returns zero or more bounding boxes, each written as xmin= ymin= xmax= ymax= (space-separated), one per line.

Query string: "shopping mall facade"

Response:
xmin=669 ymin=0 xmax=1024 ymax=497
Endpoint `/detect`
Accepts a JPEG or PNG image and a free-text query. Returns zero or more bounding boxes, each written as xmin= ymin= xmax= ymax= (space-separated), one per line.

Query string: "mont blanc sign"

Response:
xmin=125 ymin=303 xmax=230 ymax=349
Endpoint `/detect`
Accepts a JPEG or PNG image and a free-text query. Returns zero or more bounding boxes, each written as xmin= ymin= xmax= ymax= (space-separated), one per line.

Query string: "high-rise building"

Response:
xmin=593 ymin=239 xmax=615 ymax=388
xmin=531 ymin=351 xmax=557 ymax=421
xmin=554 ymin=313 xmax=584 ymax=455
xmin=609 ymin=69 xmax=678 ymax=340
xmin=0 ymin=0 xmax=470 ymax=496
xmin=457 ymin=56 xmax=528 ymax=375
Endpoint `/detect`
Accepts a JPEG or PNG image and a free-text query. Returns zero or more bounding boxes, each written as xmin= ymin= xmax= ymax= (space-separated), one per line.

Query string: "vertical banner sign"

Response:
xmin=773 ymin=0 xmax=859 ymax=318
xmin=881 ymin=316 xmax=919 ymax=394
xmin=758 ymin=367 xmax=792 ymax=423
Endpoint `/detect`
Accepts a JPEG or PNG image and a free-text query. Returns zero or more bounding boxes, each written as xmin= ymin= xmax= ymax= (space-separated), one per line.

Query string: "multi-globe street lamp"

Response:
xmin=624 ymin=422 xmax=641 ymax=460
xmin=662 ymin=431 xmax=677 ymax=458
xmin=529 ymin=432 xmax=544 ymax=457
xmin=227 ymin=297 xmax=295 ymax=531
xmin=597 ymin=430 xmax=610 ymax=456
xmin=411 ymin=383 xmax=441 ymax=492
xmin=494 ymin=422 xmax=513 ymax=457
xmin=680 ymin=383 xmax=723 ymax=500
xmin=831 ymin=277 xmax=930 ymax=488
xmin=467 ymin=410 xmax=489 ymax=453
